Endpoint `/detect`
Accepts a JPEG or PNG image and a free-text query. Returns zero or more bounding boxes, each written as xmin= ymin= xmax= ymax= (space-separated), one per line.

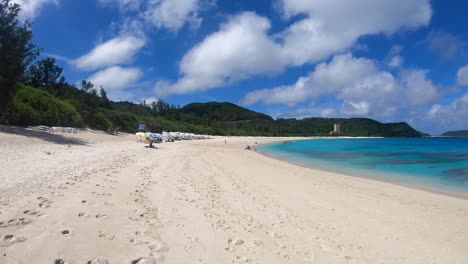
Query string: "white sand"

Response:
xmin=0 ymin=126 xmax=467 ymax=263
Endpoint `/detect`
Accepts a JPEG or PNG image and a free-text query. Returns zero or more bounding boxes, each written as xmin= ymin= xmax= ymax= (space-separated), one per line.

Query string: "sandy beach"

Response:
xmin=0 ymin=126 xmax=467 ymax=264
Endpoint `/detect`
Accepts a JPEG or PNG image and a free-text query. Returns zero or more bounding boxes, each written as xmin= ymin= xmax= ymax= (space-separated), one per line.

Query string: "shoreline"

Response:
xmin=258 ymin=149 xmax=468 ymax=200
xmin=256 ymin=139 xmax=468 ymax=200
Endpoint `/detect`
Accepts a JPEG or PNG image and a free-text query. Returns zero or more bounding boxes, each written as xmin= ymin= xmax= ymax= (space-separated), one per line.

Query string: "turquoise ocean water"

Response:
xmin=257 ymin=138 xmax=468 ymax=195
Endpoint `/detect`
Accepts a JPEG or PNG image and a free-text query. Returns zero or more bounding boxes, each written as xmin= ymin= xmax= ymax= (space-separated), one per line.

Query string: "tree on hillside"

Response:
xmin=23 ymin=57 xmax=64 ymax=88
xmin=139 ymin=99 xmax=148 ymax=108
xmin=81 ymin=80 xmax=95 ymax=93
xmin=99 ymin=85 xmax=111 ymax=108
xmin=99 ymin=85 xmax=108 ymax=100
xmin=0 ymin=0 xmax=40 ymax=113
xmin=152 ymin=99 xmax=169 ymax=116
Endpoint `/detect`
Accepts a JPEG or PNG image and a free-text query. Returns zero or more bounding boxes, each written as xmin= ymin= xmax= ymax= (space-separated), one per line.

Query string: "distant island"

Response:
xmin=440 ymin=130 xmax=468 ymax=137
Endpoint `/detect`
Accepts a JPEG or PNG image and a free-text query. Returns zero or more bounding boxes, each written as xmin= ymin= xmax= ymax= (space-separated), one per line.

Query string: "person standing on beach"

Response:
xmin=225 ymin=140 xmax=226 ymax=144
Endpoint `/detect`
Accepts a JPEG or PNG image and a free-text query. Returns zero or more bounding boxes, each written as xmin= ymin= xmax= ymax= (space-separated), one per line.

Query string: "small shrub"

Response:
xmin=5 ymin=84 xmax=84 ymax=127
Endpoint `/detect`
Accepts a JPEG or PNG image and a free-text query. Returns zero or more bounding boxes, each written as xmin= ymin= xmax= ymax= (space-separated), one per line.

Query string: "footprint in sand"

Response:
xmin=228 ymin=238 xmax=245 ymax=246
xmin=95 ymin=214 xmax=109 ymax=219
xmin=253 ymin=240 xmax=264 ymax=247
xmin=38 ymin=197 xmax=53 ymax=208
xmin=87 ymin=257 xmax=109 ymax=264
xmin=78 ymin=212 xmax=87 ymax=217
xmin=23 ymin=209 xmax=43 ymax=217
xmin=131 ymin=257 xmax=157 ymax=264
xmin=225 ymin=238 xmax=245 ymax=252
xmin=0 ymin=217 xmax=32 ymax=228
xmin=0 ymin=234 xmax=27 ymax=246
xmin=51 ymin=192 xmax=64 ymax=197
xmin=138 ymin=212 xmax=148 ymax=218
xmin=98 ymin=231 xmax=115 ymax=240
xmin=38 ymin=203 xmax=51 ymax=208
xmin=54 ymin=258 xmax=72 ymax=264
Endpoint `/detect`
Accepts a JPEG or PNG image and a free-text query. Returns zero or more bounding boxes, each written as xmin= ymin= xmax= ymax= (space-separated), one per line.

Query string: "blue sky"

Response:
xmin=13 ymin=0 xmax=468 ymax=135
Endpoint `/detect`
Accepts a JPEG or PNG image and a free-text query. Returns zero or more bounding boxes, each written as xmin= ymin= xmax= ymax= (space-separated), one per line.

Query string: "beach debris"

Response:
xmin=61 ymin=230 xmax=70 ymax=235
xmin=28 ymin=125 xmax=82 ymax=134
xmin=28 ymin=125 xmax=50 ymax=131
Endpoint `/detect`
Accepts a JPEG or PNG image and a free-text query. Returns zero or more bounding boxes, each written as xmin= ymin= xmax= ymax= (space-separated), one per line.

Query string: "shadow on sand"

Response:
xmin=0 ymin=125 xmax=88 ymax=145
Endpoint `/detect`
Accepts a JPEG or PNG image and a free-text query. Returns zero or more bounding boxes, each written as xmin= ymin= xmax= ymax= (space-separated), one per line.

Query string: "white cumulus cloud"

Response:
xmin=240 ymin=53 xmax=382 ymax=106
xmin=73 ymin=36 xmax=145 ymax=71
xmin=156 ymin=0 xmax=432 ymax=96
xmin=88 ymin=66 xmax=142 ymax=91
xmin=388 ymin=55 xmax=404 ymax=68
xmin=415 ymin=93 xmax=468 ymax=134
xmin=99 ymin=0 xmax=205 ymax=32
xmin=11 ymin=0 xmax=58 ymax=20
xmin=279 ymin=0 xmax=430 ymax=66
xmin=457 ymin=65 xmax=468 ymax=86
xmin=401 ymin=70 xmax=439 ymax=106
xmin=155 ymin=12 xmax=285 ymax=96
xmin=241 ymin=53 xmax=440 ymax=121
xmin=144 ymin=0 xmax=202 ymax=32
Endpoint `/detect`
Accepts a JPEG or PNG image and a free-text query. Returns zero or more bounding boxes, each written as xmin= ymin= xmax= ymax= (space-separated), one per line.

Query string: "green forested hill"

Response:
xmin=273 ymin=117 xmax=421 ymax=137
xmin=181 ymin=102 xmax=273 ymax=122
xmin=172 ymin=104 xmax=422 ymax=137
xmin=440 ymin=130 xmax=468 ymax=137
xmin=1 ymin=84 xmax=423 ymax=137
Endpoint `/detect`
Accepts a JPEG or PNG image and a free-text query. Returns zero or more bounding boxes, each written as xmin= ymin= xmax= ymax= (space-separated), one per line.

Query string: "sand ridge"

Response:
xmin=0 ymin=127 xmax=467 ymax=263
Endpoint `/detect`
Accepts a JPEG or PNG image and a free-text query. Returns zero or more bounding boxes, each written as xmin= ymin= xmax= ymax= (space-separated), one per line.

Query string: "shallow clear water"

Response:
xmin=257 ymin=138 xmax=468 ymax=194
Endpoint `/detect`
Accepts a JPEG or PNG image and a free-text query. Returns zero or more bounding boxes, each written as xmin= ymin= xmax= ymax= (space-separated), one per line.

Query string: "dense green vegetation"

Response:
xmin=272 ymin=118 xmax=421 ymax=137
xmin=440 ymin=130 xmax=468 ymax=137
xmin=0 ymin=0 xmax=423 ymax=137
xmin=4 ymin=84 xmax=84 ymax=127
xmin=1 ymin=82 xmax=423 ymax=137
xmin=0 ymin=0 xmax=39 ymax=112
xmin=180 ymin=102 xmax=273 ymax=122
xmin=1 ymin=82 xmax=215 ymax=134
